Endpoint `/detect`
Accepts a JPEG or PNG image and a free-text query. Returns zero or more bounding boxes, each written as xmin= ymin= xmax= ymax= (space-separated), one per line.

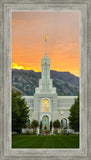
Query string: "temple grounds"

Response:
xmin=12 ymin=134 xmax=79 ymax=148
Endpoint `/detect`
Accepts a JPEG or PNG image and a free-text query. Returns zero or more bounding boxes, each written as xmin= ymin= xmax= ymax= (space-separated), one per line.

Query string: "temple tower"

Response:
xmin=35 ymin=35 xmax=56 ymax=94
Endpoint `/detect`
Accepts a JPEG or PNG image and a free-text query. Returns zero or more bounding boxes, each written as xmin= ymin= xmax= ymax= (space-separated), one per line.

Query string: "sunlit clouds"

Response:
xmin=12 ymin=12 xmax=79 ymax=76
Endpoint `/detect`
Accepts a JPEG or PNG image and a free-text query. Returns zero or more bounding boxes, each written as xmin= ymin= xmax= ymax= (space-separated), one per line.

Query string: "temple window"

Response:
xmin=42 ymin=99 xmax=49 ymax=112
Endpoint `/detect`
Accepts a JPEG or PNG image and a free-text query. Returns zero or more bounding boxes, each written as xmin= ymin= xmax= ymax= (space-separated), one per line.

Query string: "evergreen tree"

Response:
xmin=68 ymin=94 xmax=79 ymax=132
xmin=12 ymin=89 xmax=30 ymax=133
xmin=40 ymin=121 xmax=42 ymax=130
xmin=50 ymin=121 xmax=52 ymax=130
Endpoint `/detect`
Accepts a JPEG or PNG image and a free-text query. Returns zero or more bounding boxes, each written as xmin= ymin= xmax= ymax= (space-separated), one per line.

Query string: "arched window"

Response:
xmin=42 ymin=99 xmax=49 ymax=112
xmin=61 ymin=118 xmax=67 ymax=129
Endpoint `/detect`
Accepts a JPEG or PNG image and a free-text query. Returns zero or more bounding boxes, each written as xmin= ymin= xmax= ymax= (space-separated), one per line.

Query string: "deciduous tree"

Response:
xmin=31 ymin=120 xmax=39 ymax=129
xmin=53 ymin=119 xmax=60 ymax=129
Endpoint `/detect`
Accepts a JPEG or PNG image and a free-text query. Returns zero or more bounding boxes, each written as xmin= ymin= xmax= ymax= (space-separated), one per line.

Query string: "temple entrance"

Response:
xmin=42 ymin=115 xmax=49 ymax=130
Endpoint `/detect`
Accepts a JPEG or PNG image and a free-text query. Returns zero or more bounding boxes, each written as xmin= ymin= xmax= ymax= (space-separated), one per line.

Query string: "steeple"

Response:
xmin=35 ymin=35 xmax=56 ymax=94
xmin=45 ymin=35 xmax=47 ymax=57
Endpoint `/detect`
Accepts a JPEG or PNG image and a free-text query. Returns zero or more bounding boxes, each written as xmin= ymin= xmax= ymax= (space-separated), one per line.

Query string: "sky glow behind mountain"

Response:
xmin=12 ymin=12 xmax=79 ymax=76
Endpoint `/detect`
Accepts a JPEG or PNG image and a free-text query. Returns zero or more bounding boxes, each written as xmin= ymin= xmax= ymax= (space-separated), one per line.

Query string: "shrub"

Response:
xmin=33 ymin=130 xmax=36 ymax=135
xmin=61 ymin=129 xmax=67 ymax=135
xmin=44 ymin=130 xmax=50 ymax=134
xmin=25 ymin=131 xmax=31 ymax=135
xmin=54 ymin=130 xmax=58 ymax=135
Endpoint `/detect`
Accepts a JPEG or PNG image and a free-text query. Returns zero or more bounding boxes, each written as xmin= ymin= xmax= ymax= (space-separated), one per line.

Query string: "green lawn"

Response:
xmin=12 ymin=135 xmax=79 ymax=148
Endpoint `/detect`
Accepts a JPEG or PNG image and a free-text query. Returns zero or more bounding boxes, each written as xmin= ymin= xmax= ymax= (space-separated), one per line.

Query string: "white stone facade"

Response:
xmin=22 ymin=36 xmax=77 ymax=130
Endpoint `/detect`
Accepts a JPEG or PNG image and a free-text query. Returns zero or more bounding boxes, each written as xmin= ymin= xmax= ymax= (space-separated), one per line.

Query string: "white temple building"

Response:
xmin=23 ymin=35 xmax=77 ymax=130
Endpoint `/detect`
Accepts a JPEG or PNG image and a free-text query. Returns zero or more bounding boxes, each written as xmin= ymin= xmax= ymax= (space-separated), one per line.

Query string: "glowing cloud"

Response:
xmin=12 ymin=63 xmax=41 ymax=72
xmin=12 ymin=63 xmax=24 ymax=70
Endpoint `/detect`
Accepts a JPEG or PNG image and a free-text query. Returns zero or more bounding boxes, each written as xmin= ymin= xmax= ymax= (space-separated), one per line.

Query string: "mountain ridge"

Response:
xmin=12 ymin=69 xmax=79 ymax=96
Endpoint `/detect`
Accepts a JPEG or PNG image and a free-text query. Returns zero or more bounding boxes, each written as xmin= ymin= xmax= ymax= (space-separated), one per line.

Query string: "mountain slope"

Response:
xmin=12 ymin=69 xmax=79 ymax=96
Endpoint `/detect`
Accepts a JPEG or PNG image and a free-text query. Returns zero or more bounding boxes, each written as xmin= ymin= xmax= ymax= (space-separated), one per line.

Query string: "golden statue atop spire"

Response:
xmin=45 ymin=35 xmax=47 ymax=41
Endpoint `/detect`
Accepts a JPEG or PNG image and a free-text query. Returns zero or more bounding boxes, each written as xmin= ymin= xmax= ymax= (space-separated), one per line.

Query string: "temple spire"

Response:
xmin=45 ymin=35 xmax=47 ymax=57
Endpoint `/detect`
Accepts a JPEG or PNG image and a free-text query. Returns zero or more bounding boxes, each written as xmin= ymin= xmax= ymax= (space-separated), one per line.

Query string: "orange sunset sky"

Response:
xmin=12 ymin=12 xmax=79 ymax=76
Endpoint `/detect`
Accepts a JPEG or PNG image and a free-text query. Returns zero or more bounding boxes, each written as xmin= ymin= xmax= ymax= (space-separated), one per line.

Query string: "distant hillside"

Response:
xmin=12 ymin=69 xmax=79 ymax=96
